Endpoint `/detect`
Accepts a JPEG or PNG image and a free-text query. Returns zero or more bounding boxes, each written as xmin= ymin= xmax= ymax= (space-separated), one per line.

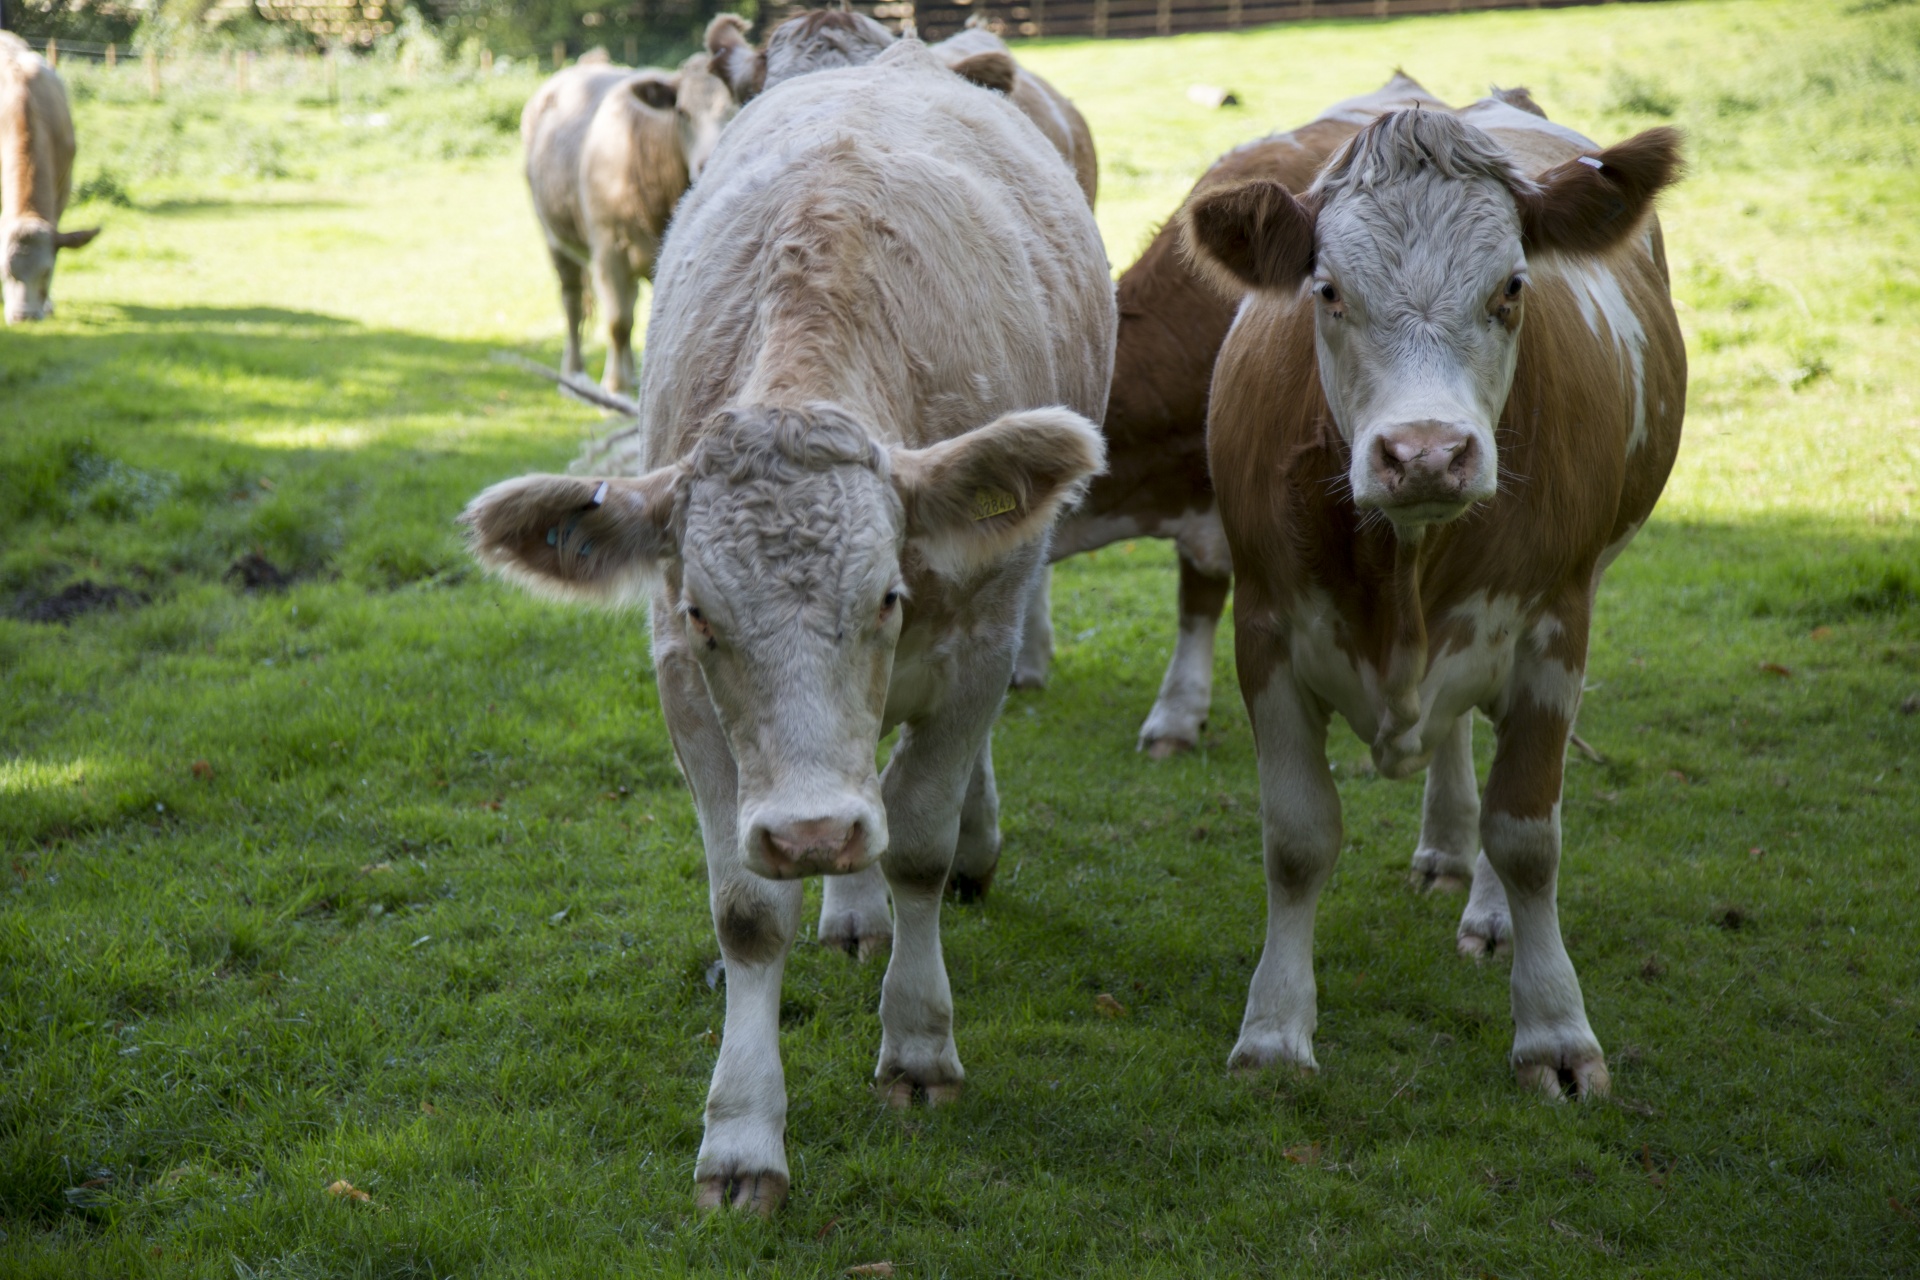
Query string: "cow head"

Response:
xmin=461 ymin=403 xmax=1103 ymax=880
xmin=704 ymin=9 xmax=894 ymax=105
xmin=667 ymin=54 xmax=736 ymax=180
xmin=1182 ymin=111 xmax=1681 ymax=533
xmin=3 ymin=217 xmax=100 ymax=323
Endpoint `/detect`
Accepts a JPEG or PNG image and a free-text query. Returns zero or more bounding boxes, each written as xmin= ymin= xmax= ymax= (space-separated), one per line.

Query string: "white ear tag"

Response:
xmin=590 ymin=481 xmax=609 ymax=507
xmin=1576 ymin=155 xmax=1604 ymax=170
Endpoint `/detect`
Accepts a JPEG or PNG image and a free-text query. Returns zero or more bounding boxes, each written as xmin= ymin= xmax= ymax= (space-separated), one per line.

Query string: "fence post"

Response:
xmin=45 ymin=37 xmax=56 ymax=67
xmin=106 ymin=42 xmax=116 ymax=68
xmin=146 ymin=48 xmax=160 ymax=99
xmin=239 ymin=50 xmax=252 ymax=95
xmin=1094 ymin=0 xmax=1108 ymax=39
xmin=1156 ymin=0 xmax=1171 ymax=37
xmin=481 ymin=47 xmax=493 ymax=74
xmin=1228 ymin=0 xmax=1241 ymax=27
xmin=552 ymin=41 xmax=565 ymax=70
xmin=624 ymin=34 xmax=637 ymax=65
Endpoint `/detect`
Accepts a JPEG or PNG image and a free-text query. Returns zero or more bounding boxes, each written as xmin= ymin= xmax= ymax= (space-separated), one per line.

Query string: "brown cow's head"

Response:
xmin=3 ymin=217 xmax=100 ymax=324
xmin=461 ymin=404 xmax=1103 ymax=880
xmin=1183 ymin=110 xmax=1681 ymax=533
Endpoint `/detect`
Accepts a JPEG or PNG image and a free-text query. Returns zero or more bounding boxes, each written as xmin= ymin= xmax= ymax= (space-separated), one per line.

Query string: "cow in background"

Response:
xmin=1185 ymin=97 xmax=1684 ymax=1097
xmin=464 ymin=37 xmax=1114 ymax=1212
xmin=1 ymin=32 xmax=99 ymax=323
xmin=522 ymin=52 xmax=734 ymax=394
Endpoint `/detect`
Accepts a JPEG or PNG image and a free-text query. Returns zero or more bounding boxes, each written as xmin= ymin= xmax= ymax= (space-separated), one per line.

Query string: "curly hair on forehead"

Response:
xmin=685 ymin=403 xmax=888 ymax=486
xmin=1315 ymin=108 xmax=1536 ymax=200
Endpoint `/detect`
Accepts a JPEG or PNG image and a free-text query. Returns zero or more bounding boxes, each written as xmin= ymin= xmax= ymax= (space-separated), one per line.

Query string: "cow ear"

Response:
xmin=950 ymin=51 xmax=1017 ymax=95
xmin=1519 ymin=126 xmax=1683 ymax=257
xmin=54 ymin=227 xmax=101 ymax=250
xmin=461 ymin=468 xmax=681 ymax=605
xmin=630 ymin=72 xmax=678 ymax=112
xmin=704 ymin=13 xmax=765 ymax=104
xmin=1178 ymin=179 xmax=1316 ymax=296
xmin=892 ymin=408 xmax=1106 ymax=579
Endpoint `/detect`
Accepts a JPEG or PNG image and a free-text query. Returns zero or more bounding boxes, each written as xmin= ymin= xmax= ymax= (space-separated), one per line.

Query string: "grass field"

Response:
xmin=3 ymin=1 xmax=1917 ymax=1274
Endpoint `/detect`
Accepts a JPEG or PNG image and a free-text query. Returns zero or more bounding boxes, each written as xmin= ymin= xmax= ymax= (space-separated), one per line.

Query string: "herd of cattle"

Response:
xmin=2 ymin=12 xmax=1685 ymax=1215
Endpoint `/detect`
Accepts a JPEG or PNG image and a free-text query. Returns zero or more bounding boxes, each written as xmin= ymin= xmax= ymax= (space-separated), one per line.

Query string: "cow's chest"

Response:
xmin=1286 ymin=589 xmax=1542 ymax=779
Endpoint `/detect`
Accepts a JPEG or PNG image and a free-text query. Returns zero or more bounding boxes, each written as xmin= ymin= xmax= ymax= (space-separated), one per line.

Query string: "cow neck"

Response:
xmin=1377 ymin=525 xmax=1430 ymax=746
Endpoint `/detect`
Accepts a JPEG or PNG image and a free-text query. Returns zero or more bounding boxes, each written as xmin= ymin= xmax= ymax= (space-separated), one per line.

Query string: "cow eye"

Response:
xmin=1316 ymin=282 xmax=1339 ymax=304
xmin=686 ymin=606 xmax=703 ymax=622
xmin=880 ymin=589 xmax=901 ymax=615
xmin=1505 ymin=275 xmax=1525 ymax=298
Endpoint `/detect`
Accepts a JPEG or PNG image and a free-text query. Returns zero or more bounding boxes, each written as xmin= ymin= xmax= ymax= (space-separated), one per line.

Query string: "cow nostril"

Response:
xmin=1448 ymin=437 xmax=1479 ymax=478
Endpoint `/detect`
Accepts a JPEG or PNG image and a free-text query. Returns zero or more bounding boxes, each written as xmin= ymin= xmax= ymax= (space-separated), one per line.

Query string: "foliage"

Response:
xmin=2 ymin=1 xmax=1918 ymax=1275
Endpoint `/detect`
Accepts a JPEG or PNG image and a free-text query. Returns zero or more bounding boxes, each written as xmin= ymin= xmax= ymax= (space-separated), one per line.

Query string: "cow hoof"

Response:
xmin=819 ymin=917 xmax=891 ymax=962
xmin=1010 ymin=668 xmax=1048 ymax=691
xmin=1227 ymin=1033 xmax=1318 ymax=1076
xmin=1140 ymin=734 xmax=1196 ymax=760
xmin=880 ymin=1078 xmax=963 ymax=1109
xmin=1515 ymin=1056 xmax=1610 ymax=1103
xmin=695 ymin=1169 xmax=788 ymax=1217
xmin=948 ymin=868 xmax=994 ymax=903
xmin=1457 ymin=907 xmax=1512 ymax=958
xmin=1409 ymin=848 xmax=1474 ymax=892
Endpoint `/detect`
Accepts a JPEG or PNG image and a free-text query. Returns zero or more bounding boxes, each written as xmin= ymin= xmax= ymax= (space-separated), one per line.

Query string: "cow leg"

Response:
xmin=551 ymin=249 xmax=587 ymax=380
xmin=1010 ymin=564 xmax=1053 ymax=690
xmin=1410 ymin=713 xmax=1481 ymax=893
xmin=1231 ymin=670 xmax=1341 ymax=1072
xmin=1138 ymin=550 xmax=1231 ymax=758
xmin=873 ymin=688 xmax=1003 ymax=1105
xmin=592 ymin=250 xmax=639 ymax=397
xmin=948 ymin=734 xmax=1001 ymax=902
xmin=656 ymin=640 xmax=799 ymax=1214
xmin=1480 ymin=642 xmax=1608 ymax=1101
xmin=817 ymin=864 xmax=892 ymax=961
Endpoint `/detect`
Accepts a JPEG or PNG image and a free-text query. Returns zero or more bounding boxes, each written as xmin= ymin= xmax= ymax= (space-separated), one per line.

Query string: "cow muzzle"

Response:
xmin=1359 ymin=420 xmax=1491 ymax=523
xmin=744 ymin=806 xmax=882 ymax=879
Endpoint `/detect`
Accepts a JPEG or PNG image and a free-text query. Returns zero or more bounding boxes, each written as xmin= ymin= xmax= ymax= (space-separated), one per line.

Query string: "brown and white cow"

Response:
xmin=1026 ymin=75 xmax=1446 ymax=750
xmin=464 ymin=38 xmax=1113 ymax=1212
xmin=1183 ymin=101 xmax=1684 ymax=1097
xmin=521 ymin=52 xmax=734 ymax=393
xmin=1 ymin=32 xmax=98 ymax=324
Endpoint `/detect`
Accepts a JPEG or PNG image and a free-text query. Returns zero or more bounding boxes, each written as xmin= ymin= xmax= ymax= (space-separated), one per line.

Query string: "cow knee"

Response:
xmin=714 ymin=878 xmax=791 ymax=965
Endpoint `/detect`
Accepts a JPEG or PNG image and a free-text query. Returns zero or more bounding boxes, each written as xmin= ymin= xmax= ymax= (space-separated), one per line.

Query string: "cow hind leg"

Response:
xmin=818 ymin=863 xmax=892 ymax=961
xmin=592 ymin=250 xmax=639 ymax=398
xmin=551 ymin=249 xmax=587 ymax=380
xmin=1139 ymin=550 xmax=1230 ymax=758
xmin=1010 ymin=564 xmax=1053 ymax=690
xmin=1232 ymin=671 xmax=1342 ymax=1073
xmin=948 ymin=735 xmax=1002 ymax=902
xmin=1481 ymin=653 xmax=1607 ymax=1101
xmin=1410 ymin=713 xmax=1480 ymax=893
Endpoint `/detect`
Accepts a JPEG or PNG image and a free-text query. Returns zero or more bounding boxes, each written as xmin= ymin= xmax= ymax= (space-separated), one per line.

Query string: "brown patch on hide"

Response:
xmin=713 ymin=876 xmax=789 ymax=965
xmin=1180 ymin=179 xmax=1317 ymax=295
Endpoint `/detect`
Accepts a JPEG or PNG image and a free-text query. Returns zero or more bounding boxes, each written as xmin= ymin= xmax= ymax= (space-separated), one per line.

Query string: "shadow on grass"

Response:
xmin=138 ymin=197 xmax=352 ymax=218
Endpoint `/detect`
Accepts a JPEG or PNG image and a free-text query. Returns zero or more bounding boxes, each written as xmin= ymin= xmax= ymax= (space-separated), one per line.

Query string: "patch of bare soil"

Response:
xmin=13 ymin=581 xmax=144 ymax=624
xmin=224 ymin=553 xmax=294 ymax=592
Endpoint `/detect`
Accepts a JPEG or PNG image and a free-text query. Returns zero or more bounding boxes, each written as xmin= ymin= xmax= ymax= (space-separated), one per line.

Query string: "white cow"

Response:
xmin=464 ymin=38 xmax=1114 ymax=1213
xmin=2 ymin=31 xmax=99 ymax=323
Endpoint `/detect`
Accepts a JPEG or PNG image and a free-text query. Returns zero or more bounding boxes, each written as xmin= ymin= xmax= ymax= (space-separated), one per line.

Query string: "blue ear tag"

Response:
xmin=546 ymin=527 xmax=559 ymax=546
xmin=577 ymin=540 xmax=594 ymax=557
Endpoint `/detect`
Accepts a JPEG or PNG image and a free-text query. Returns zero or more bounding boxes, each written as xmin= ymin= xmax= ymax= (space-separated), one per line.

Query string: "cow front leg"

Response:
xmin=1482 ymin=650 xmax=1607 ymax=1100
xmin=1139 ymin=549 xmax=1230 ymax=758
xmin=948 ymin=734 xmax=1002 ymax=902
xmin=592 ymin=251 xmax=639 ymax=397
xmin=1410 ymin=713 xmax=1480 ymax=893
xmin=874 ymin=708 xmax=993 ymax=1105
xmin=655 ymin=638 xmax=798 ymax=1213
xmin=1232 ymin=670 xmax=1342 ymax=1072
xmin=1010 ymin=563 xmax=1053 ymax=689
xmin=817 ymin=863 xmax=891 ymax=961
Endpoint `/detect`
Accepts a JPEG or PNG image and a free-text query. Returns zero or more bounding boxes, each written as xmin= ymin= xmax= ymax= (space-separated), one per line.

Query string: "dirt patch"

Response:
xmin=12 ymin=581 xmax=144 ymax=624
xmin=224 ymin=553 xmax=294 ymax=592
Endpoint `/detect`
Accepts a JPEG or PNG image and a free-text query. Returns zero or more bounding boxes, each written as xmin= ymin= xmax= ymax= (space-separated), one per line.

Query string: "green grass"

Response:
xmin=3 ymin=1 xmax=1918 ymax=1274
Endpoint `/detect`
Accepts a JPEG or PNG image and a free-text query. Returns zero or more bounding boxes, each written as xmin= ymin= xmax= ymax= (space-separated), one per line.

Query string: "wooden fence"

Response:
xmin=909 ymin=0 xmax=1667 ymax=43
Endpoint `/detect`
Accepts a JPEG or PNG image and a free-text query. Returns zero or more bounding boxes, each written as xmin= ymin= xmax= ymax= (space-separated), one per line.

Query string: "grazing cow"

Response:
xmin=521 ymin=53 xmax=734 ymax=394
xmin=463 ymin=39 xmax=1114 ymax=1211
xmin=1 ymin=32 xmax=99 ymax=324
xmin=1183 ymin=101 xmax=1683 ymax=1097
xmin=1026 ymin=75 xmax=1445 ymax=749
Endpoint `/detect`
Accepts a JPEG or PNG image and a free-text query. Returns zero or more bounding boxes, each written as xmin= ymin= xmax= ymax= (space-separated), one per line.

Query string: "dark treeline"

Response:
xmin=1 ymin=0 xmax=770 ymax=64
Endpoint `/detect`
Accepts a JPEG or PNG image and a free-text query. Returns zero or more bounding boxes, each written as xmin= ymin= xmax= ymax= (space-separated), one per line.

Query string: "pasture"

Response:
xmin=3 ymin=0 xmax=1917 ymax=1273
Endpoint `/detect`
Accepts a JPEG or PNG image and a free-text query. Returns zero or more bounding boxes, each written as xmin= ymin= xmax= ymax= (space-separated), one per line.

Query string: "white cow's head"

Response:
xmin=462 ymin=404 xmax=1103 ymax=879
xmin=703 ymin=9 xmax=894 ymax=105
xmin=3 ymin=217 xmax=100 ymax=324
xmin=1183 ymin=111 xmax=1681 ymax=532
xmin=629 ymin=55 xmax=738 ymax=182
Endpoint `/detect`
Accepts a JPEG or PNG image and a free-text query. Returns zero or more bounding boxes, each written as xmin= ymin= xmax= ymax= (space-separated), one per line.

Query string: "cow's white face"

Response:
xmin=461 ymin=403 xmax=1104 ymax=880
xmin=3 ymin=219 xmax=56 ymax=323
xmin=1310 ymin=155 xmax=1524 ymax=528
xmin=1181 ymin=110 xmax=1683 ymax=536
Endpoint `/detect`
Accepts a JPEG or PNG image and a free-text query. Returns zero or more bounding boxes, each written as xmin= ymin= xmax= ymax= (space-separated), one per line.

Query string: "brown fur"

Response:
xmin=2 ymin=32 xmax=98 ymax=318
xmin=949 ymin=51 xmax=1017 ymax=96
xmin=1519 ymin=126 xmax=1684 ymax=258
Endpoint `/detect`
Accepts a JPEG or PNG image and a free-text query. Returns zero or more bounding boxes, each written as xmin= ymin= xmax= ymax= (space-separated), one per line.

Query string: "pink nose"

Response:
xmin=757 ymin=818 xmax=868 ymax=878
xmin=1369 ymin=421 xmax=1482 ymax=507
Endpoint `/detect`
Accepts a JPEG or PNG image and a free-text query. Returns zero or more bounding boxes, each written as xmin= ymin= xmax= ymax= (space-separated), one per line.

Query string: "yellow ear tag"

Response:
xmin=972 ymin=488 xmax=1018 ymax=521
